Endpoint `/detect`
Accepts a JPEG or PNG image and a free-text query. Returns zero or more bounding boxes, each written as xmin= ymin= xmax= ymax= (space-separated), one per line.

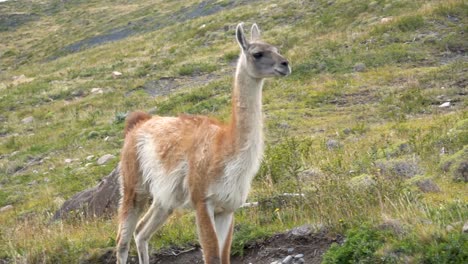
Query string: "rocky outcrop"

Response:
xmin=53 ymin=167 xmax=120 ymax=220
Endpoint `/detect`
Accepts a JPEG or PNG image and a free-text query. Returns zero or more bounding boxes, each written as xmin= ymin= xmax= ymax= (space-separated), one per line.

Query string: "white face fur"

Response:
xmin=236 ymin=23 xmax=291 ymax=79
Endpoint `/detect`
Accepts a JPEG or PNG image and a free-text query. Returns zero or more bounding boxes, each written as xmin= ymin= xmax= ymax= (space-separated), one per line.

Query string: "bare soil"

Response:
xmin=87 ymin=226 xmax=341 ymax=264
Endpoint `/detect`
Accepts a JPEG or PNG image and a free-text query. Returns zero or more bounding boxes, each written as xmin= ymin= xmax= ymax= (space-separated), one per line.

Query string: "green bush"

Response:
xmin=392 ymin=232 xmax=468 ymax=263
xmin=322 ymin=226 xmax=389 ymax=264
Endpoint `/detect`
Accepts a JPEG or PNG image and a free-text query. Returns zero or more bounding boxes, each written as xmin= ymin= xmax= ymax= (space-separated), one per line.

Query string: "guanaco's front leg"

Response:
xmin=195 ymin=201 xmax=221 ymax=264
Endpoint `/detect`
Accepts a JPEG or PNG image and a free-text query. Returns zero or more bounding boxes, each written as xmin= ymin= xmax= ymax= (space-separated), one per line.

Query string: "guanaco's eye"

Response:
xmin=252 ymin=52 xmax=263 ymax=59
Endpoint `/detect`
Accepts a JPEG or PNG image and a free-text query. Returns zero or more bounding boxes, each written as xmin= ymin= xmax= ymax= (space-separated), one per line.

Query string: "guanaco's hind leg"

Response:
xmin=116 ymin=194 xmax=147 ymax=264
xmin=134 ymin=202 xmax=172 ymax=264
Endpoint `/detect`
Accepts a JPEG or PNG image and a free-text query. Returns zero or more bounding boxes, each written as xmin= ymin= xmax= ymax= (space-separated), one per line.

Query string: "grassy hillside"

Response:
xmin=0 ymin=0 xmax=467 ymax=262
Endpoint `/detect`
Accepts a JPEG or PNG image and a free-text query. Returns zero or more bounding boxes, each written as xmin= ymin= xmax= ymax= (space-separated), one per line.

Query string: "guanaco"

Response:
xmin=116 ymin=23 xmax=291 ymax=264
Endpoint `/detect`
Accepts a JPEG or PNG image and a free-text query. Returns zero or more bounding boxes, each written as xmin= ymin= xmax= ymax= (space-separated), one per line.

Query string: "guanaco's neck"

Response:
xmin=230 ymin=56 xmax=264 ymax=149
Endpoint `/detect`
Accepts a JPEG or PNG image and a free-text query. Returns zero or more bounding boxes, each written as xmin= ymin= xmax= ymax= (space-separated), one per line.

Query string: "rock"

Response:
xmin=414 ymin=179 xmax=441 ymax=193
xmin=282 ymin=255 xmax=293 ymax=264
xmin=349 ymin=174 xmax=376 ymax=190
xmin=12 ymin=74 xmax=34 ymax=86
xmin=463 ymin=222 xmax=468 ymax=233
xmin=456 ymin=161 xmax=468 ymax=182
xmin=299 ymin=168 xmax=323 ymax=181
xmin=0 ymin=205 xmax=14 ymax=213
xmin=294 ymin=254 xmax=304 ymax=259
xmin=112 ymin=71 xmax=122 ymax=78
xmin=53 ymin=167 xmax=120 ymax=220
xmin=380 ymin=17 xmax=394 ymax=24
xmin=343 ymin=128 xmax=352 ymax=135
xmin=86 ymin=155 xmax=95 ymax=161
xmin=376 ymin=158 xmax=421 ymax=179
xmin=287 ymin=248 xmax=294 ymax=254
xmin=64 ymin=158 xmax=73 ymax=163
xmin=379 ymin=218 xmax=405 ymax=235
xmin=440 ymin=146 xmax=468 ymax=182
xmin=289 ymin=224 xmax=312 ymax=237
xmin=446 ymin=224 xmax=454 ymax=232
xmin=148 ymin=107 xmax=158 ymax=115
xmin=28 ymin=180 xmax=38 ymax=186
xmin=278 ymin=121 xmax=290 ymax=129
xmin=439 ymin=102 xmax=450 ymax=108
xmin=353 ymin=62 xmax=366 ymax=72
xmin=326 ymin=139 xmax=341 ymax=150
xmin=97 ymin=154 xmax=115 ymax=165
xmin=91 ymin=88 xmax=104 ymax=95
xmin=21 ymin=116 xmax=34 ymax=124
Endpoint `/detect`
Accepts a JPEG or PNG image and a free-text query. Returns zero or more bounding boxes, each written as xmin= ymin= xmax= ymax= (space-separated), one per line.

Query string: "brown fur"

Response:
xmin=124 ymin=111 xmax=151 ymax=136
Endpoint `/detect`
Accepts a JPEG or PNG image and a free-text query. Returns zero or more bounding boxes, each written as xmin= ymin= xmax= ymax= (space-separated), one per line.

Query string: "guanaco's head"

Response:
xmin=236 ymin=23 xmax=291 ymax=79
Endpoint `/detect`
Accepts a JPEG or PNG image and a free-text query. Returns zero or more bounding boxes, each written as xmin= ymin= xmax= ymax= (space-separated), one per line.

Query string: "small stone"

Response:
xmin=381 ymin=17 xmax=394 ymax=24
xmin=463 ymin=222 xmax=468 ymax=233
xmin=326 ymin=139 xmax=341 ymax=150
xmin=64 ymin=158 xmax=73 ymax=163
xmin=296 ymin=258 xmax=305 ymax=264
xmin=439 ymin=102 xmax=450 ymax=108
xmin=379 ymin=218 xmax=405 ymax=235
xmin=91 ymin=88 xmax=104 ymax=94
xmin=287 ymin=248 xmax=295 ymax=254
xmin=148 ymin=107 xmax=158 ymax=115
xmin=97 ymin=154 xmax=116 ymax=165
xmin=21 ymin=116 xmax=34 ymax=124
xmin=353 ymin=62 xmax=366 ymax=72
xmin=294 ymin=254 xmax=304 ymax=259
xmin=278 ymin=121 xmax=290 ymax=129
xmin=282 ymin=255 xmax=293 ymax=264
xmin=112 ymin=71 xmax=122 ymax=78
xmin=28 ymin=180 xmax=37 ymax=186
xmin=289 ymin=225 xmax=312 ymax=236
xmin=446 ymin=224 xmax=454 ymax=232
xmin=299 ymin=168 xmax=323 ymax=181
xmin=86 ymin=155 xmax=95 ymax=161
xmin=0 ymin=205 xmax=13 ymax=213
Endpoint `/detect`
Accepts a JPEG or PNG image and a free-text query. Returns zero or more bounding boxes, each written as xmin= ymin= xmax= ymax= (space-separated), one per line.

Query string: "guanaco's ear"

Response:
xmin=236 ymin=23 xmax=248 ymax=51
xmin=251 ymin=23 xmax=261 ymax=41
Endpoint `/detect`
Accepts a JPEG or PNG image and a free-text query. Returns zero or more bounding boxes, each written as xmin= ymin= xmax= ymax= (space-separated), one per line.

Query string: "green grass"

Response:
xmin=0 ymin=0 xmax=467 ymax=263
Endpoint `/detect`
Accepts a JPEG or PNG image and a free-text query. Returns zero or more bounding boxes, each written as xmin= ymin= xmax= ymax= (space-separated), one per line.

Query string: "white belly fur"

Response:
xmin=136 ymin=131 xmax=263 ymax=212
xmin=136 ymin=132 xmax=190 ymax=209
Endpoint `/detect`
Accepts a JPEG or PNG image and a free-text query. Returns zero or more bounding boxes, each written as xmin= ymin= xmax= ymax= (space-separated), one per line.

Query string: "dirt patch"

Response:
xmin=86 ymin=226 xmax=340 ymax=264
xmin=126 ymin=73 xmax=222 ymax=98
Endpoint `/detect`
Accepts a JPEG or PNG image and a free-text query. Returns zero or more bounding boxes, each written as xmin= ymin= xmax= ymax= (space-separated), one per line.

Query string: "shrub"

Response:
xmin=322 ymin=226 xmax=389 ymax=264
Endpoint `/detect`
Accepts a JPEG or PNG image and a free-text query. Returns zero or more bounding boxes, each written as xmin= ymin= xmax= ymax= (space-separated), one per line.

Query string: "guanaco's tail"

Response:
xmin=124 ymin=111 xmax=151 ymax=136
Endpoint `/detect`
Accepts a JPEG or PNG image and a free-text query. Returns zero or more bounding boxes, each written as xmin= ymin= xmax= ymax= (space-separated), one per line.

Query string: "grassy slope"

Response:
xmin=0 ymin=0 xmax=467 ymax=262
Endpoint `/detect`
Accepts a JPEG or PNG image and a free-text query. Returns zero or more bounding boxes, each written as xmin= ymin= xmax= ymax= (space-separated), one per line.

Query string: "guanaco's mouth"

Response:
xmin=274 ymin=69 xmax=289 ymax=76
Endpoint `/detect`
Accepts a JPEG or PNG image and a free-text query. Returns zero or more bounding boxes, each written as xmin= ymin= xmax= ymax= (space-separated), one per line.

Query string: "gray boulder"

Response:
xmin=53 ymin=167 xmax=120 ymax=220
